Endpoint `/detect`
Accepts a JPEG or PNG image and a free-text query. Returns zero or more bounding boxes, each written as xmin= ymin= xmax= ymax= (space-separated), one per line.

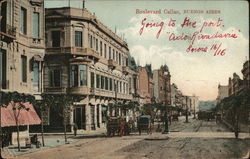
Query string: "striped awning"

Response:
xmin=1 ymin=102 xmax=41 ymax=127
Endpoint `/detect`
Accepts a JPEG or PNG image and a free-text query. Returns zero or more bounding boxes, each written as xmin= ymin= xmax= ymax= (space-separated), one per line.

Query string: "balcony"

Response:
xmin=68 ymin=86 xmax=89 ymax=95
xmin=46 ymin=47 xmax=100 ymax=62
xmin=108 ymin=59 xmax=117 ymax=70
xmin=0 ymin=24 xmax=16 ymax=43
xmin=122 ymin=66 xmax=130 ymax=75
xmin=44 ymin=87 xmax=67 ymax=94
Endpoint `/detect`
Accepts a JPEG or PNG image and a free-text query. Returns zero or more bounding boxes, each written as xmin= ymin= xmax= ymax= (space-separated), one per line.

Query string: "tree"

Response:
xmin=58 ymin=95 xmax=75 ymax=143
xmin=1 ymin=92 xmax=35 ymax=151
xmin=40 ymin=93 xmax=56 ymax=146
xmin=43 ymin=94 xmax=76 ymax=143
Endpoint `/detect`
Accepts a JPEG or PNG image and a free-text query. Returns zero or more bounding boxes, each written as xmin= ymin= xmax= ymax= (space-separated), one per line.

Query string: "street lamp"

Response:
xmin=162 ymin=71 xmax=169 ymax=134
xmin=193 ymin=99 xmax=196 ymax=119
xmin=185 ymin=96 xmax=189 ymax=123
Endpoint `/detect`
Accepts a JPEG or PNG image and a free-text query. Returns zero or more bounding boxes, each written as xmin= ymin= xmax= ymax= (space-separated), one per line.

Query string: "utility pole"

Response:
xmin=162 ymin=72 xmax=169 ymax=134
xmin=185 ymin=96 xmax=189 ymax=123
xmin=114 ymin=81 xmax=118 ymax=116
xmin=193 ymin=99 xmax=196 ymax=119
xmin=82 ymin=0 xmax=85 ymax=9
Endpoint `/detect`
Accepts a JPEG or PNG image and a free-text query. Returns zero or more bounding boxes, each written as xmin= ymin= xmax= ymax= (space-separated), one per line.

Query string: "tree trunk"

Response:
xmin=64 ymin=121 xmax=67 ymax=143
xmin=64 ymin=112 xmax=67 ymax=143
xmin=16 ymin=121 xmax=20 ymax=151
xmin=41 ymin=110 xmax=45 ymax=147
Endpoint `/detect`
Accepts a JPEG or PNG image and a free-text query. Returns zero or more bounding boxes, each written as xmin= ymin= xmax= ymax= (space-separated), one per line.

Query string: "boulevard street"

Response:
xmin=18 ymin=117 xmax=249 ymax=159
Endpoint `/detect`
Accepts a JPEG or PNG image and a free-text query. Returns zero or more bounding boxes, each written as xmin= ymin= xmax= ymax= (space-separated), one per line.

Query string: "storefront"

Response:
xmin=1 ymin=102 xmax=41 ymax=147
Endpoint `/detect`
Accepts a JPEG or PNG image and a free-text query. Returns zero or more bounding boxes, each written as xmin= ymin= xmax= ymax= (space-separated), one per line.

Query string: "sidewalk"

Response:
xmin=2 ymin=128 xmax=107 ymax=158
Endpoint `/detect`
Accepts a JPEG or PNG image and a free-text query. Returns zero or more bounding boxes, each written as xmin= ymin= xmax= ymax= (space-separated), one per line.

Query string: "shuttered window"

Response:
xmin=32 ymin=12 xmax=40 ymax=38
xmin=75 ymin=31 xmax=83 ymax=47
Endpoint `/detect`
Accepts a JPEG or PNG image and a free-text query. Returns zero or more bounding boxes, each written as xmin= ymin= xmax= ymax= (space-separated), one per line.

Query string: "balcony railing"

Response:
xmin=44 ymin=87 xmax=67 ymax=94
xmin=122 ymin=66 xmax=129 ymax=75
xmin=68 ymin=86 xmax=89 ymax=95
xmin=0 ymin=24 xmax=16 ymax=42
xmin=108 ymin=59 xmax=117 ymax=70
xmin=46 ymin=47 xmax=100 ymax=61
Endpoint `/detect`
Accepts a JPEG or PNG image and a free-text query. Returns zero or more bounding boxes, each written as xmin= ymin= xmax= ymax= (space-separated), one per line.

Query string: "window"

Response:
xmin=100 ymin=41 xmax=103 ymax=56
xmin=33 ymin=61 xmax=39 ymax=91
xmin=109 ymin=78 xmax=112 ymax=91
xmin=90 ymin=35 xmax=93 ymax=48
xmin=75 ymin=31 xmax=83 ymax=47
xmin=120 ymin=81 xmax=122 ymax=93
xmin=0 ymin=49 xmax=7 ymax=89
xmin=105 ymin=77 xmax=108 ymax=90
xmin=96 ymin=74 xmax=100 ymax=88
xmin=70 ymin=65 xmax=78 ymax=87
xmin=115 ymin=51 xmax=118 ymax=61
xmin=52 ymin=31 xmax=60 ymax=47
xmin=70 ymin=65 xmax=87 ymax=87
xmin=119 ymin=53 xmax=121 ymax=65
xmin=93 ymin=37 xmax=95 ymax=49
xmin=91 ymin=72 xmax=95 ymax=88
xmin=32 ymin=12 xmax=40 ymax=38
xmin=101 ymin=76 xmax=104 ymax=89
xmin=20 ymin=7 xmax=27 ymax=34
xmin=50 ymin=69 xmax=61 ymax=87
xmin=104 ymin=44 xmax=107 ymax=58
xmin=116 ymin=52 xmax=119 ymax=62
xmin=109 ymin=47 xmax=111 ymax=59
xmin=96 ymin=39 xmax=98 ymax=51
xmin=123 ymin=82 xmax=126 ymax=94
xmin=79 ymin=65 xmax=87 ymax=86
xmin=21 ymin=55 xmax=27 ymax=83
xmin=113 ymin=49 xmax=115 ymax=59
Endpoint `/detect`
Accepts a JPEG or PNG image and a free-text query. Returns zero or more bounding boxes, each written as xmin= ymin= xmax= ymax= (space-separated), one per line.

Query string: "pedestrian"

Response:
xmin=119 ymin=119 xmax=125 ymax=136
xmin=73 ymin=123 xmax=78 ymax=136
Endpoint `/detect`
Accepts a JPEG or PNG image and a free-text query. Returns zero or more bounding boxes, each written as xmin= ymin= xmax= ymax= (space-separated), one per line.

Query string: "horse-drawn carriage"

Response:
xmin=137 ymin=115 xmax=152 ymax=135
xmin=106 ymin=117 xmax=132 ymax=137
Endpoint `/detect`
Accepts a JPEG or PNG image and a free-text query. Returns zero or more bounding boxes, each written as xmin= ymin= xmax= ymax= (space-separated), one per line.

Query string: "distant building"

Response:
xmin=228 ymin=73 xmax=244 ymax=96
xmin=153 ymin=65 xmax=171 ymax=105
xmin=189 ymin=95 xmax=199 ymax=113
xmin=175 ymin=89 xmax=184 ymax=108
xmin=241 ymin=60 xmax=249 ymax=89
xmin=216 ymin=84 xmax=229 ymax=102
xmin=171 ymin=83 xmax=178 ymax=106
xmin=138 ymin=64 xmax=154 ymax=104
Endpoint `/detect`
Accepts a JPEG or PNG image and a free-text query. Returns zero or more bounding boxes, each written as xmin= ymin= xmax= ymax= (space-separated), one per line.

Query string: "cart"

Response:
xmin=137 ymin=115 xmax=152 ymax=135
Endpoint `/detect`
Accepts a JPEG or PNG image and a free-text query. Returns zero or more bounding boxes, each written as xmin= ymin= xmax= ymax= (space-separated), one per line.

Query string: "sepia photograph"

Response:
xmin=0 ymin=0 xmax=249 ymax=158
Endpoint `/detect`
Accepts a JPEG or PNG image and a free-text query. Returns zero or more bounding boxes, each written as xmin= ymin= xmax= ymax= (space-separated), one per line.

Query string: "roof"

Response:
xmin=1 ymin=102 xmax=41 ymax=127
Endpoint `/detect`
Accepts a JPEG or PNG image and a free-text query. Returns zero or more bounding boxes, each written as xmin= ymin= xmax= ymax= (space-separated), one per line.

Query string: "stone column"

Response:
xmin=85 ymin=101 xmax=91 ymax=131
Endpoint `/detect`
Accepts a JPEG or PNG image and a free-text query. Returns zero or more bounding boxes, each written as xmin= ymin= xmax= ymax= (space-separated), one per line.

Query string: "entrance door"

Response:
xmin=90 ymin=105 xmax=95 ymax=130
xmin=97 ymin=105 xmax=100 ymax=128
xmin=73 ymin=105 xmax=86 ymax=130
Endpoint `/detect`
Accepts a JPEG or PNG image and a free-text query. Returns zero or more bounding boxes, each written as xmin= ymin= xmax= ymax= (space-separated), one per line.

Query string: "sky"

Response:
xmin=45 ymin=0 xmax=249 ymax=101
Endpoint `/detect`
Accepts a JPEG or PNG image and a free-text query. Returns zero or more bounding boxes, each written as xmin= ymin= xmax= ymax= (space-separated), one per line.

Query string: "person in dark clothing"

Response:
xmin=73 ymin=123 xmax=78 ymax=136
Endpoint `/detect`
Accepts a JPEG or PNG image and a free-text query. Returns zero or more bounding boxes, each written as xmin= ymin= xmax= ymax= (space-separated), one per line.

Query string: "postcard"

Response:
xmin=0 ymin=0 xmax=249 ymax=158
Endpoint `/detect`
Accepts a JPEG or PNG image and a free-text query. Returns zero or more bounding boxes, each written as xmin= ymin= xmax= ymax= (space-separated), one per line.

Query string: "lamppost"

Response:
xmin=185 ymin=96 xmax=189 ymax=123
xmin=162 ymin=71 xmax=169 ymax=134
xmin=193 ymin=98 xmax=196 ymax=119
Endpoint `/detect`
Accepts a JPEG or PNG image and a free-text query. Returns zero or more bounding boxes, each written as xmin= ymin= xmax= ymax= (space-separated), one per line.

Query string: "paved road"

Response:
xmin=17 ymin=117 xmax=250 ymax=159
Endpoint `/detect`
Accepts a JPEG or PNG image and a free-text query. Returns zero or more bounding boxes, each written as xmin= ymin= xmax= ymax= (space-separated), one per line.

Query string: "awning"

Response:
xmin=1 ymin=102 xmax=41 ymax=127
